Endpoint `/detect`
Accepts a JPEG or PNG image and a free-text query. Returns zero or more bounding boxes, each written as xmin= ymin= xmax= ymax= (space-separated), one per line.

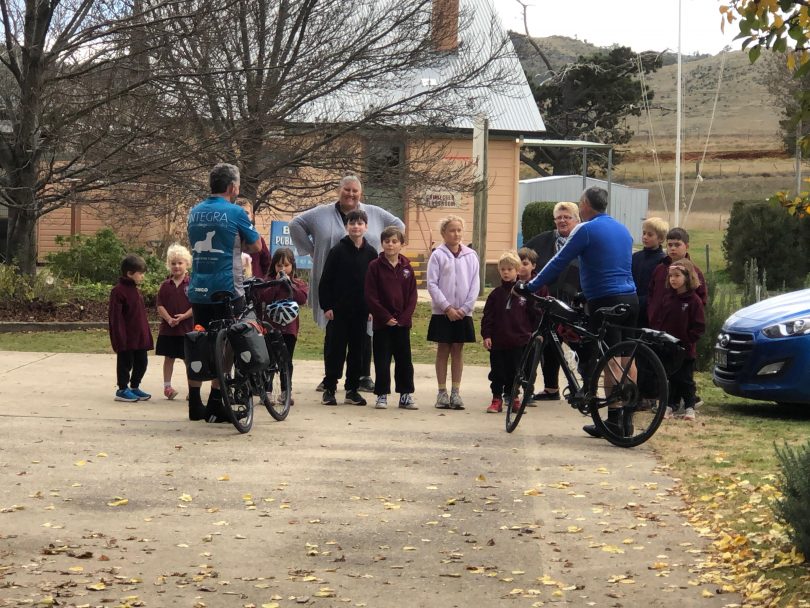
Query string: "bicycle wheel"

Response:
xmin=214 ymin=329 xmax=254 ymax=434
xmin=588 ymin=340 xmax=667 ymax=448
xmin=260 ymin=342 xmax=292 ymax=421
xmin=506 ymin=339 xmax=542 ymax=433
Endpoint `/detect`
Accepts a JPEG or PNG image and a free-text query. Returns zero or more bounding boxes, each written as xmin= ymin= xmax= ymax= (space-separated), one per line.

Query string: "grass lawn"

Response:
xmin=1 ymin=304 xmax=809 ymax=605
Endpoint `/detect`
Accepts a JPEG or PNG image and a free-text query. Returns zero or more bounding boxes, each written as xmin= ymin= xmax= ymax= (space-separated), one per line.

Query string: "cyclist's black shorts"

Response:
xmin=585 ymin=292 xmax=639 ymax=348
xmin=191 ymin=296 xmax=246 ymax=330
xmin=577 ymin=293 xmax=639 ymax=381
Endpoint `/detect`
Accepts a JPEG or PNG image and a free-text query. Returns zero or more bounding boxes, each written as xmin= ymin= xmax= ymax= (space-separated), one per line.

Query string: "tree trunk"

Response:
xmin=6 ymin=205 xmax=38 ymax=275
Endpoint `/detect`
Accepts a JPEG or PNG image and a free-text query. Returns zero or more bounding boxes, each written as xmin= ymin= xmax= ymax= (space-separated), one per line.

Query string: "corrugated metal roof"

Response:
xmin=446 ymin=0 xmax=545 ymax=133
xmin=300 ymin=0 xmax=544 ymax=135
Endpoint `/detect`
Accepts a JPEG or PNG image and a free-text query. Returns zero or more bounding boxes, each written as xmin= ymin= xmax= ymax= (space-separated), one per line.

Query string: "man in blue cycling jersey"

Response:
xmin=187 ymin=163 xmax=260 ymax=422
xmin=516 ymin=186 xmax=638 ymax=438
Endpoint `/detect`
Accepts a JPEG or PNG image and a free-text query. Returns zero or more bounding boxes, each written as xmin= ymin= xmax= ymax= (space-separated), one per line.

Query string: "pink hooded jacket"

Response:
xmin=426 ymin=244 xmax=480 ymax=316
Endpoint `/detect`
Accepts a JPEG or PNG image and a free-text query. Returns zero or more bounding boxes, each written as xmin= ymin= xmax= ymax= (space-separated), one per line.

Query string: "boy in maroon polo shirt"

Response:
xmin=364 ymin=226 xmax=418 ymax=410
xmin=156 ymin=244 xmax=194 ymax=400
xmin=481 ymin=251 xmax=546 ymax=414
xmin=108 ymin=254 xmax=154 ymax=402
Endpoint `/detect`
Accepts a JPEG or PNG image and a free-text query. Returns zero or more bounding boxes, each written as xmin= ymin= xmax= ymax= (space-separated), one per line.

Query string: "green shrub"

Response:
xmin=0 ymin=265 xmax=69 ymax=305
xmin=695 ymin=278 xmax=739 ymax=372
xmin=46 ymin=228 xmax=164 ymax=291
xmin=522 ymin=201 xmax=557 ymax=242
xmin=773 ymin=440 xmax=810 ymax=559
xmin=723 ymin=200 xmax=810 ymax=289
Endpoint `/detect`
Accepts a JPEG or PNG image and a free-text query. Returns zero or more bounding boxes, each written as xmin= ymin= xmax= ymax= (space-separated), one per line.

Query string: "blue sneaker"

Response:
xmin=130 ymin=388 xmax=152 ymax=401
xmin=115 ymin=388 xmax=139 ymax=402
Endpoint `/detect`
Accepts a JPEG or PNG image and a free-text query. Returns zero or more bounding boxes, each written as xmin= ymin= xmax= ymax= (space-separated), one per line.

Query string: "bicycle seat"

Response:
xmin=211 ymin=290 xmax=233 ymax=303
xmin=593 ymin=303 xmax=630 ymax=319
xmin=639 ymin=328 xmax=681 ymax=344
xmin=546 ymin=298 xmax=580 ymax=322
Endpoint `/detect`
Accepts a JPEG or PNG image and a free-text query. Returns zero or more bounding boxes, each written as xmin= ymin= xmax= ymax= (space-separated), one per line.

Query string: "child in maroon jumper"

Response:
xmin=650 ymin=258 xmax=705 ymax=421
xmin=259 ymin=247 xmax=309 ymax=405
xmin=364 ymin=226 xmax=418 ymax=410
xmin=108 ymin=254 xmax=154 ymax=402
xmin=481 ymin=251 xmax=546 ymax=413
xmin=156 ymin=244 xmax=194 ymax=400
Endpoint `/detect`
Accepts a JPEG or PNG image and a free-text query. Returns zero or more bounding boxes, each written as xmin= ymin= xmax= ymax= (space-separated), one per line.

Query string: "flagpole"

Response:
xmin=674 ymin=0 xmax=682 ymax=227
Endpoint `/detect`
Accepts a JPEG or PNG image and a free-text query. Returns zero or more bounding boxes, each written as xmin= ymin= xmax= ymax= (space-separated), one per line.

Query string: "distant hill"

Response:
xmin=510 ymin=33 xmax=781 ymax=153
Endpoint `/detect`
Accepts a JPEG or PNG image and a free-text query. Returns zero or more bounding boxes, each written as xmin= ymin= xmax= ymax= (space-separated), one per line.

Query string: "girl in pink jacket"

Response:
xmin=426 ymin=216 xmax=480 ymax=410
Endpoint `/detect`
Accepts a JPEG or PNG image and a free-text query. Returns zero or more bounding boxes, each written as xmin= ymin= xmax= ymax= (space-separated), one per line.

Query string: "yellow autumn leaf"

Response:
xmin=96 ymin=452 xmax=108 ymax=458
xmin=523 ymin=488 xmax=542 ymax=496
xmin=217 ymin=474 xmax=230 ymax=481
xmin=74 ymin=460 xmax=87 ymax=467
xmin=38 ymin=597 xmax=55 ymax=606
xmin=68 ymin=566 xmax=84 ymax=573
xmin=261 ymin=604 xmax=280 ymax=608
xmin=107 ymin=497 xmax=128 ymax=507
xmin=566 ymin=526 xmax=583 ymax=533
xmin=601 ymin=545 xmax=624 ymax=554
xmin=702 ymin=590 xmax=715 ymax=598
xmin=179 ymin=493 xmax=192 ymax=502
xmin=86 ymin=582 xmax=106 ymax=591
xmin=314 ymin=588 xmax=336 ymax=597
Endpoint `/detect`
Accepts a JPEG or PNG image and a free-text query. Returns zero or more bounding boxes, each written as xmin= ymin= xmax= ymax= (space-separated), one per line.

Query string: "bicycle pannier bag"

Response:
xmin=227 ymin=320 xmax=270 ymax=373
xmin=184 ymin=330 xmax=217 ymax=381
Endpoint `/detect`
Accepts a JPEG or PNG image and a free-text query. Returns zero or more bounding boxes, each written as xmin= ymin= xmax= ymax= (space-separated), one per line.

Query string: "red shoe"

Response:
xmin=486 ymin=397 xmax=503 ymax=413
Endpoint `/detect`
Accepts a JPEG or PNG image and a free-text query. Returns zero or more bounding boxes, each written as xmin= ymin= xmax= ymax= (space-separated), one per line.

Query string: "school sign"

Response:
xmin=269 ymin=221 xmax=313 ymax=270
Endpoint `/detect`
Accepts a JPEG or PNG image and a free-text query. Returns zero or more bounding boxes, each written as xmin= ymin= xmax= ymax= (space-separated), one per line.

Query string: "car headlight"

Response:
xmin=762 ymin=317 xmax=810 ymax=338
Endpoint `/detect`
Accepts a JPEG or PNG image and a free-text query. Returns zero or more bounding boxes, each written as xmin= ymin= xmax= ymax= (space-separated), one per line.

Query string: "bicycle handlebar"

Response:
xmin=243 ymin=275 xmax=294 ymax=300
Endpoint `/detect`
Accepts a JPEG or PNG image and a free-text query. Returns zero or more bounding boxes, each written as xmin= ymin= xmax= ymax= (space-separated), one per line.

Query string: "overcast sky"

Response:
xmin=492 ymin=0 xmax=740 ymax=56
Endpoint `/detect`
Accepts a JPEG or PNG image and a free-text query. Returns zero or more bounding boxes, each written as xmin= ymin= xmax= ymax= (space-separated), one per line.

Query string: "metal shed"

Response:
xmin=518 ymin=176 xmax=649 ymax=245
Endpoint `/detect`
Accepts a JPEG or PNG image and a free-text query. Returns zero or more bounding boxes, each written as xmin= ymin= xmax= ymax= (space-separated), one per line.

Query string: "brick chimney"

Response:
xmin=432 ymin=0 xmax=459 ymax=52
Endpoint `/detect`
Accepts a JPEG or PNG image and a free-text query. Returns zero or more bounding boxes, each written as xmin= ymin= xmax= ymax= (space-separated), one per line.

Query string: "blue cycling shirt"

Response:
xmin=527 ymin=213 xmax=636 ymax=301
xmin=187 ymin=196 xmax=260 ymax=304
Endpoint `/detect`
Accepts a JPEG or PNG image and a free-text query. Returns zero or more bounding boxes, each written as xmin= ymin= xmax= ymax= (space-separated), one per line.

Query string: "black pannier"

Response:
xmin=227 ymin=320 xmax=270 ymax=373
xmin=184 ymin=330 xmax=217 ymax=381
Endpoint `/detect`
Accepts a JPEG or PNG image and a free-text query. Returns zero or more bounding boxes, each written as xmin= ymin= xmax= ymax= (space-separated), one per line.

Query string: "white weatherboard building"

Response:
xmin=518 ymin=176 xmax=649 ymax=245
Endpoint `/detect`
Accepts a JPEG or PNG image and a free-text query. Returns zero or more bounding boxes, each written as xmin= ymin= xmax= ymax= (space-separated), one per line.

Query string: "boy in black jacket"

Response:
xmin=318 ymin=209 xmax=378 ymax=406
xmin=632 ymin=216 xmax=668 ymax=328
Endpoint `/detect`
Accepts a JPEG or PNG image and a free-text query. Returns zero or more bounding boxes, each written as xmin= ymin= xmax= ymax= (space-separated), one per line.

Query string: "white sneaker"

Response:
xmin=449 ymin=391 xmax=465 ymax=410
xmin=682 ymin=407 xmax=696 ymax=421
xmin=375 ymin=394 xmax=388 ymax=409
xmin=694 ymin=395 xmax=704 ymax=408
xmin=398 ymin=393 xmax=417 ymax=410
xmin=435 ymin=391 xmax=451 ymax=409
xmin=663 ymin=406 xmax=675 ymax=420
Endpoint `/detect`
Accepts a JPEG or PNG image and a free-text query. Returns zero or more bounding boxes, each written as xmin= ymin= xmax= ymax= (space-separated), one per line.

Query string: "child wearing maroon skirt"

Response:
xmin=155 ymin=244 xmax=194 ymax=400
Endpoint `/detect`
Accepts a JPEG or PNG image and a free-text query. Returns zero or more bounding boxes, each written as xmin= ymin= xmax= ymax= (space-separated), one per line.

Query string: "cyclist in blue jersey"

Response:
xmin=187 ymin=163 xmax=260 ymax=422
xmin=515 ymin=187 xmax=638 ymax=439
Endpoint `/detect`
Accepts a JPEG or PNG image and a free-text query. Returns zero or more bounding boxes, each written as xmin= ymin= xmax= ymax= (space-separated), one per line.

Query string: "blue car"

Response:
xmin=713 ymin=288 xmax=810 ymax=405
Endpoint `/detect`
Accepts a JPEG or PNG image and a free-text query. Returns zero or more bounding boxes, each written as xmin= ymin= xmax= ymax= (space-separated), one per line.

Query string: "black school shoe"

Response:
xmin=531 ymin=391 xmax=560 ymax=402
xmin=358 ymin=377 xmax=375 ymax=393
xmin=583 ymin=409 xmax=633 ymax=438
xmin=322 ymin=390 xmax=338 ymax=405
xmin=204 ymin=396 xmax=230 ymax=424
xmin=344 ymin=390 xmax=367 ymax=406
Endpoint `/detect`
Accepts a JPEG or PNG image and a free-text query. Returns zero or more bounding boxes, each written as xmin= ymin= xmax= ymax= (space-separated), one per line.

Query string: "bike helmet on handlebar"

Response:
xmin=266 ymin=299 xmax=300 ymax=326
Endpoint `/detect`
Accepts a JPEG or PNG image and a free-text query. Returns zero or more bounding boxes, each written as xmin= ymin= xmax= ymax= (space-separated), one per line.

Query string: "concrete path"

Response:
xmin=0 ymin=353 xmax=739 ymax=607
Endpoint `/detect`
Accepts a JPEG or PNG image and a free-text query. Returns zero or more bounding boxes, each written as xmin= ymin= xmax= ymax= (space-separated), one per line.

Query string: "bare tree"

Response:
xmin=147 ymin=0 xmax=518 ymax=215
xmin=1 ymin=0 xmax=520 ymax=273
xmin=0 ymin=0 xmax=218 ymax=273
